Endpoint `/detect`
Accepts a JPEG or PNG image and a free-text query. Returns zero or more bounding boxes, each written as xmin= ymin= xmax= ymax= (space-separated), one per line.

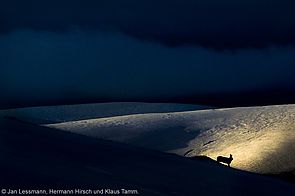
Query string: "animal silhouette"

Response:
xmin=217 ymin=154 xmax=233 ymax=167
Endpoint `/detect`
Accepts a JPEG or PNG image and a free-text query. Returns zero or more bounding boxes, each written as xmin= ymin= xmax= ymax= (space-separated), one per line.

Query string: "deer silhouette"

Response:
xmin=217 ymin=154 xmax=233 ymax=167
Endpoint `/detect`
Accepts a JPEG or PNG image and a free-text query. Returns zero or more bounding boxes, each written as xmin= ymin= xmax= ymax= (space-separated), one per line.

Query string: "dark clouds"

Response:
xmin=1 ymin=30 xmax=295 ymax=108
xmin=1 ymin=0 xmax=295 ymax=49
xmin=1 ymin=1 xmax=295 ymax=108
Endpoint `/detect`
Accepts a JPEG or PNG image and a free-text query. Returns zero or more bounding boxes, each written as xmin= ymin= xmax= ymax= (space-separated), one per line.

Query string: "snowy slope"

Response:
xmin=46 ymin=104 xmax=295 ymax=175
xmin=0 ymin=117 xmax=294 ymax=195
xmin=0 ymin=102 xmax=209 ymax=124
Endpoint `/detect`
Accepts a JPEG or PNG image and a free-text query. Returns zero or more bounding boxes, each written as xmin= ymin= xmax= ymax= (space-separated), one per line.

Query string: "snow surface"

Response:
xmin=1 ymin=117 xmax=294 ymax=195
xmin=46 ymin=104 xmax=295 ymax=175
xmin=0 ymin=102 xmax=209 ymax=124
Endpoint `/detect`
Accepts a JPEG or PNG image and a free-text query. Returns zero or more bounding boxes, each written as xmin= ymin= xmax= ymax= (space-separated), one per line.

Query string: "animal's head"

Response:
xmin=230 ymin=154 xmax=233 ymax=158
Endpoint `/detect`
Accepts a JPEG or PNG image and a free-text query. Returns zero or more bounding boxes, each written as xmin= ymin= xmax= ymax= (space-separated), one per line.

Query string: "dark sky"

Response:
xmin=1 ymin=0 xmax=295 ymax=108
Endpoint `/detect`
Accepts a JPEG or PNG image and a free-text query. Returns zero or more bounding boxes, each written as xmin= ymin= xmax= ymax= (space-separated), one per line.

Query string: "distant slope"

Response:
xmin=0 ymin=102 xmax=210 ymax=124
xmin=47 ymin=104 xmax=295 ymax=175
xmin=0 ymin=118 xmax=294 ymax=195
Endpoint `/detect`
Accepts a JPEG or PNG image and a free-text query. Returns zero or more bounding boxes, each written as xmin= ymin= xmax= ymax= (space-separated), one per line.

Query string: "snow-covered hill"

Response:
xmin=0 ymin=102 xmax=209 ymax=124
xmin=0 ymin=117 xmax=294 ymax=195
xmin=46 ymin=104 xmax=295 ymax=175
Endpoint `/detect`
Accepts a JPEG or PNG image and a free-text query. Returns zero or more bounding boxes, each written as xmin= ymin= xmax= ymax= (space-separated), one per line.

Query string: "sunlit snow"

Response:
xmin=45 ymin=104 xmax=295 ymax=174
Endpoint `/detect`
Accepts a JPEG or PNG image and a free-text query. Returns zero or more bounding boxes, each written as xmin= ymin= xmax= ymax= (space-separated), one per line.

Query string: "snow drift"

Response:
xmin=45 ymin=104 xmax=295 ymax=175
